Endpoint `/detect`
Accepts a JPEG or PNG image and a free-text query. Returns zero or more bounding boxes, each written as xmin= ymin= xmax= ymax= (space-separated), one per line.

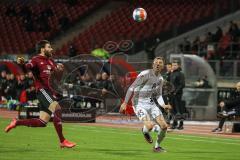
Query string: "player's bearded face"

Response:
xmin=45 ymin=50 xmax=52 ymax=57
xmin=153 ymin=59 xmax=164 ymax=72
xmin=44 ymin=44 xmax=53 ymax=57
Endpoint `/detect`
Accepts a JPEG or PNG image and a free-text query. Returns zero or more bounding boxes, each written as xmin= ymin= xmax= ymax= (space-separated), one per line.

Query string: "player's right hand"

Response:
xmin=119 ymin=102 xmax=127 ymax=113
xmin=17 ymin=57 xmax=25 ymax=65
xmin=162 ymin=104 xmax=172 ymax=110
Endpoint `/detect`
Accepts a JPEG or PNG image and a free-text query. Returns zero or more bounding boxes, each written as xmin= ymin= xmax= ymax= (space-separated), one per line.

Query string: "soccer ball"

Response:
xmin=133 ymin=8 xmax=147 ymax=22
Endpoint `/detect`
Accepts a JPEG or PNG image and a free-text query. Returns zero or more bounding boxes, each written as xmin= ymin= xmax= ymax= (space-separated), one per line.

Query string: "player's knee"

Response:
xmin=144 ymin=122 xmax=154 ymax=130
xmin=41 ymin=123 xmax=47 ymax=127
xmin=160 ymin=123 xmax=168 ymax=131
xmin=39 ymin=119 xmax=47 ymax=127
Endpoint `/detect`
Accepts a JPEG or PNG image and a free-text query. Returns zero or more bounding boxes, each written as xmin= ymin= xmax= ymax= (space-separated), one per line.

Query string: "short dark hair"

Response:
xmin=166 ymin=62 xmax=172 ymax=66
xmin=36 ymin=40 xmax=50 ymax=53
xmin=154 ymin=56 xmax=165 ymax=63
xmin=172 ymin=60 xmax=181 ymax=65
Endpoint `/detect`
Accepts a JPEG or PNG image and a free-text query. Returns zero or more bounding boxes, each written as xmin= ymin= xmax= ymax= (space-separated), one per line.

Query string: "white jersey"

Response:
xmin=124 ymin=69 xmax=165 ymax=107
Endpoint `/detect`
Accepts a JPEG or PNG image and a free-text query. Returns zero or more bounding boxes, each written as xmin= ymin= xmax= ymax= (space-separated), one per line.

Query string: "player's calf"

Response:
xmin=4 ymin=118 xmax=47 ymax=133
xmin=4 ymin=118 xmax=17 ymax=133
xmin=142 ymin=123 xmax=154 ymax=144
xmin=142 ymin=127 xmax=153 ymax=144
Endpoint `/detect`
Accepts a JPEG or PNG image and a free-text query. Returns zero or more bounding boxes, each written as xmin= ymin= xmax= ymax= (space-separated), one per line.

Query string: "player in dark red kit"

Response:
xmin=4 ymin=40 xmax=76 ymax=148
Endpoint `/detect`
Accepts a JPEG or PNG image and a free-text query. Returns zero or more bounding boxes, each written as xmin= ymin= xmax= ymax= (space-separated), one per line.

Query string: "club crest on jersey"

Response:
xmin=47 ymin=65 xmax=51 ymax=70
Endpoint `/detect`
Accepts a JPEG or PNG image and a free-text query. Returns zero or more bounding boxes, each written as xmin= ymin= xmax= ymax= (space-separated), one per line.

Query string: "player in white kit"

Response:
xmin=120 ymin=57 xmax=171 ymax=152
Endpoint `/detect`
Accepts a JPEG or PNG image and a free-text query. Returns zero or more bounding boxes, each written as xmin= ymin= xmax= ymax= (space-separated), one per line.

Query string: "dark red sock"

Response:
xmin=53 ymin=109 xmax=65 ymax=143
xmin=16 ymin=118 xmax=47 ymax=127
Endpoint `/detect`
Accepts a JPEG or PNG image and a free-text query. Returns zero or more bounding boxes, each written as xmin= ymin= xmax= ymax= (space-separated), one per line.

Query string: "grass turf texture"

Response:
xmin=0 ymin=118 xmax=240 ymax=160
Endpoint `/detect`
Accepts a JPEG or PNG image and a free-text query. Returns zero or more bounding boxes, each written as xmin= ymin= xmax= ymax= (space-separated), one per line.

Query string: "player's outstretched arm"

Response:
xmin=124 ymin=74 xmax=146 ymax=103
xmin=16 ymin=57 xmax=28 ymax=72
xmin=120 ymin=72 xmax=147 ymax=113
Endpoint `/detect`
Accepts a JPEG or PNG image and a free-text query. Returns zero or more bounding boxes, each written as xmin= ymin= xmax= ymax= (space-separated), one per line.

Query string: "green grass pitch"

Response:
xmin=0 ymin=118 xmax=240 ymax=160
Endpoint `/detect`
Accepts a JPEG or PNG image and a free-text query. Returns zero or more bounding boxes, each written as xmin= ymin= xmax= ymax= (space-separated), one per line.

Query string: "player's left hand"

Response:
xmin=119 ymin=102 xmax=127 ymax=113
xmin=56 ymin=63 xmax=64 ymax=71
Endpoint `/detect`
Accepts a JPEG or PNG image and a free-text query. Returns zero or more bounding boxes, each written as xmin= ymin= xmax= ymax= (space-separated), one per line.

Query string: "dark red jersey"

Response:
xmin=25 ymin=55 xmax=57 ymax=93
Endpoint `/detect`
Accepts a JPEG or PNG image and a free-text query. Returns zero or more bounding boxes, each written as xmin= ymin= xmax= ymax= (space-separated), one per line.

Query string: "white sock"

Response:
xmin=153 ymin=125 xmax=166 ymax=148
xmin=151 ymin=124 xmax=161 ymax=133
xmin=143 ymin=125 xmax=149 ymax=133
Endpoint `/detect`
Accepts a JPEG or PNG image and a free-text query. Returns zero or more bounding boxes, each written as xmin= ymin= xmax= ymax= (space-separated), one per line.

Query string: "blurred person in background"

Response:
xmin=4 ymin=73 xmax=17 ymax=100
xmin=0 ymin=70 xmax=7 ymax=100
xmin=170 ymin=61 xmax=185 ymax=130
xmin=212 ymin=82 xmax=240 ymax=132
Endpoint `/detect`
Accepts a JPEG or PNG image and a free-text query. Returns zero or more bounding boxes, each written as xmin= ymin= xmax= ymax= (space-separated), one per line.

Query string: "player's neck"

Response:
xmin=39 ymin=53 xmax=46 ymax=57
xmin=153 ymin=71 xmax=161 ymax=76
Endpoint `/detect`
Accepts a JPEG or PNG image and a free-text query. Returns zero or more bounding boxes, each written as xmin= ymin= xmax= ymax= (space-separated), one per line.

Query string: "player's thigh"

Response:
xmin=135 ymin=107 xmax=149 ymax=121
xmin=39 ymin=111 xmax=51 ymax=122
xmin=37 ymin=89 xmax=59 ymax=114
xmin=155 ymin=114 xmax=168 ymax=130
xmin=135 ymin=107 xmax=153 ymax=129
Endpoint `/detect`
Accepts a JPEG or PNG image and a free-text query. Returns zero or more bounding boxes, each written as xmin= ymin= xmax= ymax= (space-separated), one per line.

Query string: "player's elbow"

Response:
xmin=25 ymin=63 xmax=33 ymax=69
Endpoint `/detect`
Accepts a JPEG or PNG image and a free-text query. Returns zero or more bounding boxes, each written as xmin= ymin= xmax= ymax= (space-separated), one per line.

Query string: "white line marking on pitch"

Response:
xmin=66 ymin=125 xmax=240 ymax=146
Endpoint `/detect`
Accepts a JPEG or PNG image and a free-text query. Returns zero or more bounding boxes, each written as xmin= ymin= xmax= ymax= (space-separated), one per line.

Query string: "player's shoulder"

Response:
xmin=31 ymin=55 xmax=42 ymax=61
xmin=138 ymin=69 xmax=151 ymax=76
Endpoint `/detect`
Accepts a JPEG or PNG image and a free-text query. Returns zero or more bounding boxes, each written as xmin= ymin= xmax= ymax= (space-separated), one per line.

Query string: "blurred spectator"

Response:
xmin=4 ymin=74 xmax=17 ymax=100
xmin=5 ymin=6 xmax=17 ymax=17
xmin=163 ymin=63 xmax=174 ymax=126
xmin=178 ymin=23 xmax=240 ymax=60
xmin=81 ymin=73 xmax=93 ymax=87
xmin=194 ymin=76 xmax=211 ymax=88
xmin=36 ymin=14 xmax=50 ymax=32
xmin=92 ymin=73 xmax=102 ymax=89
xmin=100 ymin=72 xmax=109 ymax=95
xmin=144 ymin=38 xmax=160 ymax=60
xmin=74 ymin=73 xmax=84 ymax=86
xmin=26 ymin=71 xmax=36 ymax=101
xmin=63 ymin=0 xmax=78 ymax=6
xmin=108 ymin=74 xmax=122 ymax=95
xmin=179 ymin=37 xmax=191 ymax=53
xmin=163 ymin=62 xmax=172 ymax=82
xmin=0 ymin=70 xmax=7 ymax=100
xmin=23 ymin=17 xmax=35 ymax=32
xmin=68 ymin=44 xmax=77 ymax=57
xmin=229 ymin=21 xmax=240 ymax=42
xmin=19 ymin=6 xmax=32 ymax=20
xmin=212 ymin=82 xmax=240 ymax=132
xmin=191 ymin=36 xmax=201 ymax=55
xmin=40 ymin=7 xmax=53 ymax=18
xmin=170 ymin=61 xmax=185 ymax=130
xmin=58 ymin=16 xmax=70 ymax=32
xmin=213 ymin=26 xmax=223 ymax=42
xmin=205 ymin=32 xmax=214 ymax=44
xmin=16 ymin=74 xmax=28 ymax=100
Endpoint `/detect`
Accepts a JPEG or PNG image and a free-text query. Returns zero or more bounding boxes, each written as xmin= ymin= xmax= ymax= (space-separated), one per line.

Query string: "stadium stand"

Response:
xmin=55 ymin=0 xmax=237 ymax=55
xmin=178 ymin=21 xmax=240 ymax=60
xmin=0 ymin=0 xmax=106 ymax=54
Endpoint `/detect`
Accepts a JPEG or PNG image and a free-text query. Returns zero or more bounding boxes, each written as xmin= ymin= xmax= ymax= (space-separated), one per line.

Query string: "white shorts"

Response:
xmin=133 ymin=100 xmax=162 ymax=121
